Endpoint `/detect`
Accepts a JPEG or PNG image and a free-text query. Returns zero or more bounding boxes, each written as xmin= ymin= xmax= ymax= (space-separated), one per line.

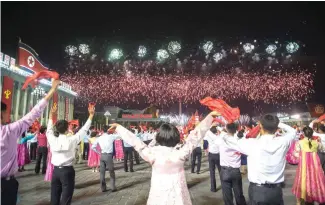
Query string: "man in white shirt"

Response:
xmin=204 ymin=126 xmax=222 ymax=192
xmin=219 ymin=123 xmax=246 ymax=205
xmin=223 ymin=114 xmax=295 ymax=205
xmin=309 ymin=119 xmax=325 ymax=174
xmin=46 ymin=104 xmax=94 ymax=205
xmin=92 ymin=125 xmax=118 ymax=192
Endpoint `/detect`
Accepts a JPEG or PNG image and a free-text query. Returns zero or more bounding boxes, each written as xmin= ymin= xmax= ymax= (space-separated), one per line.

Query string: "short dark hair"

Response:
xmin=319 ymin=124 xmax=325 ymax=133
xmin=40 ymin=126 xmax=47 ymax=134
xmin=55 ymin=120 xmax=69 ymax=134
xmin=103 ymin=125 xmax=109 ymax=133
xmin=155 ymin=123 xmax=180 ymax=147
xmin=226 ymin=123 xmax=238 ymax=134
xmin=260 ymin=114 xmax=280 ymax=134
xmin=237 ymin=129 xmax=245 ymax=139
xmin=1 ymin=102 xmax=7 ymax=112
xmin=210 ymin=126 xmax=217 ymax=134
xmin=90 ymin=131 xmax=98 ymax=137
xmin=90 ymin=125 xmax=95 ymax=130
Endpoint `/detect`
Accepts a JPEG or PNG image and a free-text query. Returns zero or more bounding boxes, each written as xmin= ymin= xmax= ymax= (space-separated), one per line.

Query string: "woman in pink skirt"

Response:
xmin=88 ymin=132 xmax=100 ymax=172
xmin=17 ymin=132 xmax=34 ymax=172
xmin=286 ymin=133 xmax=304 ymax=165
xmin=114 ymin=139 xmax=124 ymax=161
xmin=44 ymin=147 xmax=53 ymax=182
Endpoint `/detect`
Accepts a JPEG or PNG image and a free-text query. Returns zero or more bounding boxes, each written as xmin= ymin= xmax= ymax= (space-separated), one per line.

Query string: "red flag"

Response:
xmin=18 ymin=42 xmax=50 ymax=74
xmin=246 ymin=125 xmax=261 ymax=139
xmin=200 ymin=97 xmax=240 ymax=123
xmin=69 ymin=120 xmax=79 ymax=127
xmin=31 ymin=120 xmax=41 ymax=132
xmin=22 ymin=70 xmax=59 ymax=90
xmin=319 ymin=114 xmax=325 ymax=122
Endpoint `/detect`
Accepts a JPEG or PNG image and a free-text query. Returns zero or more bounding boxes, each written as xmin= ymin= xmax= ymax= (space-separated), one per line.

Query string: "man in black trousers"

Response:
xmin=219 ymin=123 xmax=246 ymax=205
xmin=46 ymin=104 xmax=94 ymax=205
xmin=123 ymin=130 xmax=134 ymax=172
xmin=224 ymin=114 xmax=297 ymax=205
xmin=204 ymin=126 xmax=222 ymax=192
xmin=191 ymin=142 xmax=203 ymax=174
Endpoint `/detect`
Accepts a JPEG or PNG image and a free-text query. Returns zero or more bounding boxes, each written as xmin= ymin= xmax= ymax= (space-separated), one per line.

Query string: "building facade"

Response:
xmin=0 ymin=52 xmax=77 ymax=125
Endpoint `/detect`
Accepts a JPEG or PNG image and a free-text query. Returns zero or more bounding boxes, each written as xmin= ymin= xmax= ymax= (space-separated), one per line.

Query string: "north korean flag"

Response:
xmin=18 ymin=42 xmax=49 ymax=74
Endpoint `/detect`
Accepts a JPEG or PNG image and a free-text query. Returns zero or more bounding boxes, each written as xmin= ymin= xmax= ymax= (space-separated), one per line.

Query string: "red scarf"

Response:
xmin=200 ymin=97 xmax=240 ymax=123
xmin=22 ymin=70 xmax=59 ymax=90
xmin=246 ymin=125 xmax=261 ymax=139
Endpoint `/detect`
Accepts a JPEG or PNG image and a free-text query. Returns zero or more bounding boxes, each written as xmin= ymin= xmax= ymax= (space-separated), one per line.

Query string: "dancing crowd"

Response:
xmin=1 ymin=78 xmax=325 ymax=205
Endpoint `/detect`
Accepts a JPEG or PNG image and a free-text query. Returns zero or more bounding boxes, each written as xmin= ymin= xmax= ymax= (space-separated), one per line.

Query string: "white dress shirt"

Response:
xmin=219 ymin=132 xmax=241 ymax=168
xmin=92 ymin=133 xmax=119 ymax=154
xmin=46 ymin=119 xmax=92 ymax=166
xmin=223 ymin=123 xmax=296 ymax=184
xmin=142 ymin=132 xmax=149 ymax=141
xmin=204 ymin=130 xmax=221 ymax=154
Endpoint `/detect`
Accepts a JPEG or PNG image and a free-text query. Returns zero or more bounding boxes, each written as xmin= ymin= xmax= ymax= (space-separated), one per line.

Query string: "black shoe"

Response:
xmin=102 ymin=189 xmax=108 ymax=192
xmin=196 ymin=172 xmax=200 ymax=174
xmin=191 ymin=171 xmax=195 ymax=173
xmin=125 ymin=170 xmax=129 ymax=172
xmin=111 ymin=188 xmax=117 ymax=192
xmin=130 ymin=169 xmax=134 ymax=172
xmin=210 ymin=189 xmax=217 ymax=192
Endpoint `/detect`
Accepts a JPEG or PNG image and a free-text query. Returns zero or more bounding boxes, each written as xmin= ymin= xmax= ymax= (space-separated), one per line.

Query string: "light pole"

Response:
xmin=104 ymin=111 xmax=111 ymax=125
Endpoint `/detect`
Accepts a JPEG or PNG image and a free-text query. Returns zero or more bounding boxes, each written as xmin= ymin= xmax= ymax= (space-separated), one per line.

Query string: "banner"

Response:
xmin=18 ymin=42 xmax=49 ymax=74
xmin=52 ymin=92 xmax=58 ymax=123
xmin=65 ymin=97 xmax=69 ymax=120
xmin=122 ymin=114 xmax=152 ymax=119
xmin=307 ymin=103 xmax=325 ymax=118
xmin=2 ymin=76 xmax=14 ymax=122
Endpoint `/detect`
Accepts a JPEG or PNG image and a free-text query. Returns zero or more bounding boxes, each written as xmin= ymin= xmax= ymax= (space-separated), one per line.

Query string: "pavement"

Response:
xmin=17 ymin=156 xmax=298 ymax=205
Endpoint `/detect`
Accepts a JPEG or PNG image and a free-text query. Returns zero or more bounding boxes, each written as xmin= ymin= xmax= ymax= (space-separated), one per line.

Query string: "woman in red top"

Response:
xmin=34 ymin=126 xmax=48 ymax=174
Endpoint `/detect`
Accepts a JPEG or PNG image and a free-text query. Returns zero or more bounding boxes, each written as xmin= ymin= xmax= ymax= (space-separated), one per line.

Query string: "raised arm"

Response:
xmin=72 ymin=106 xmax=94 ymax=143
xmin=46 ymin=104 xmax=58 ymax=145
xmin=9 ymin=80 xmax=60 ymax=139
xmin=278 ymin=122 xmax=296 ymax=144
xmin=178 ymin=112 xmax=216 ymax=160
xmin=114 ymin=125 xmax=155 ymax=164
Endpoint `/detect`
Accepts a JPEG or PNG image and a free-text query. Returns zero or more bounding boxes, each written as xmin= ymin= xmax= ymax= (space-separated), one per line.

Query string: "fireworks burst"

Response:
xmin=61 ymin=71 xmax=314 ymax=107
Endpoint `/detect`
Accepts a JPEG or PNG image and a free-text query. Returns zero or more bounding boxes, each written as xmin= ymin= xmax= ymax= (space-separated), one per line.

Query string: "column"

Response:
xmin=30 ymin=93 xmax=34 ymax=110
xmin=70 ymin=98 xmax=74 ymax=120
xmin=45 ymin=101 xmax=50 ymax=125
xmin=14 ymin=82 xmax=21 ymax=121
xmin=22 ymin=88 xmax=28 ymax=115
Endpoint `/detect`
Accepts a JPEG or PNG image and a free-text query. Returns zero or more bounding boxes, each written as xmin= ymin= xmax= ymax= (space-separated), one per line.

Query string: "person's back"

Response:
xmin=112 ymin=112 xmax=216 ymax=205
xmin=246 ymin=134 xmax=292 ymax=183
xmin=292 ymin=126 xmax=325 ymax=204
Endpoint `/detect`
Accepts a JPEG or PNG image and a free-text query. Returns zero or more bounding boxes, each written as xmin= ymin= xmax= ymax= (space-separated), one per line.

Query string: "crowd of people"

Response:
xmin=1 ymin=78 xmax=325 ymax=205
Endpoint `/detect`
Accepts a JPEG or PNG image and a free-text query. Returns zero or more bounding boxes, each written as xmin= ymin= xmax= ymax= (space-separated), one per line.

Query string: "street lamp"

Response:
xmin=104 ymin=111 xmax=111 ymax=125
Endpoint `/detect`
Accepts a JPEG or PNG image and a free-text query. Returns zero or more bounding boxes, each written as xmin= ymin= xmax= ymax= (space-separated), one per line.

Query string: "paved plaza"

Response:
xmin=17 ymin=156 xmax=298 ymax=205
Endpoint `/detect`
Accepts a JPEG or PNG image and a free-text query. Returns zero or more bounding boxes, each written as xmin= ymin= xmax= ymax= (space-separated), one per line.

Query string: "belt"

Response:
xmin=1 ymin=176 xmax=15 ymax=181
xmin=54 ymin=166 xmax=73 ymax=169
xmin=250 ymin=182 xmax=282 ymax=188
xmin=102 ymin=153 xmax=113 ymax=155
xmin=221 ymin=166 xmax=239 ymax=169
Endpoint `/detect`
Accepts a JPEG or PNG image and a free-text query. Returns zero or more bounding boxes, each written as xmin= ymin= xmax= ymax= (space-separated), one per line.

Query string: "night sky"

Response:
xmin=1 ymin=2 xmax=325 ymax=114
